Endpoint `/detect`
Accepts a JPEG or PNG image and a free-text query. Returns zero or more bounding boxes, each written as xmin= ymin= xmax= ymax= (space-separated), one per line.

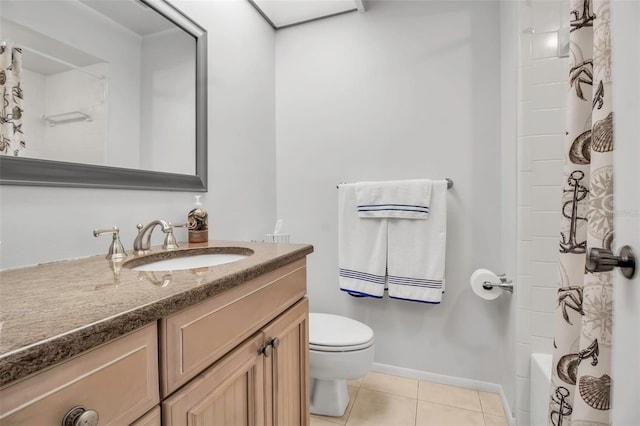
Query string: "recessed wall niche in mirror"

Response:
xmin=0 ymin=0 xmax=207 ymax=191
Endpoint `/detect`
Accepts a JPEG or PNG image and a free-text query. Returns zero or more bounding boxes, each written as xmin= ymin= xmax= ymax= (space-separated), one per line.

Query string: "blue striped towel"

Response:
xmin=355 ymin=179 xmax=433 ymax=219
xmin=338 ymin=183 xmax=387 ymax=297
xmin=386 ymin=180 xmax=447 ymax=303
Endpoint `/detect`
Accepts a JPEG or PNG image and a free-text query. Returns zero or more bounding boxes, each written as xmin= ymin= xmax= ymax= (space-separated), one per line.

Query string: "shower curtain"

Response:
xmin=549 ymin=0 xmax=614 ymax=425
xmin=0 ymin=42 xmax=26 ymax=156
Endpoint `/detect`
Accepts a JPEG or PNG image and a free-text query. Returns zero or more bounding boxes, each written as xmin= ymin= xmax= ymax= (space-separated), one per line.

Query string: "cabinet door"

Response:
xmin=262 ymin=298 xmax=309 ymax=426
xmin=163 ymin=334 xmax=265 ymax=426
xmin=131 ymin=406 xmax=161 ymax=426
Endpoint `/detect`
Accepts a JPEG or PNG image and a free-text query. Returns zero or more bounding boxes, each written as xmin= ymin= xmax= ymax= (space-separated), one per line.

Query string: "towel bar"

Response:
xmin=337 ymin=178 xmax=453 ymax=189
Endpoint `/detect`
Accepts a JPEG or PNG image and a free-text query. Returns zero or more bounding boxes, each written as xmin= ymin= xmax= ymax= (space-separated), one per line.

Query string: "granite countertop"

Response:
xmin=0 ymin=240 xmax=313 ymax=386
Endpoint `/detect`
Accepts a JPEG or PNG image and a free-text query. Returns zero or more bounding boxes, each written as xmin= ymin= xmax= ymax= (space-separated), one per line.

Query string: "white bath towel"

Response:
xmin=387 ymin=180 xmax=447 ymax=303
xmin=338 ymin=184 xmax=387 ymax=297
xmin=355 ymin=179 xmax=432 ymax=219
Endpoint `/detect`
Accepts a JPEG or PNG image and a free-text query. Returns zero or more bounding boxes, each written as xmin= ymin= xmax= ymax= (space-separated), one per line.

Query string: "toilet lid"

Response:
xmin=309 ymin=313 xmax=374 ymax=352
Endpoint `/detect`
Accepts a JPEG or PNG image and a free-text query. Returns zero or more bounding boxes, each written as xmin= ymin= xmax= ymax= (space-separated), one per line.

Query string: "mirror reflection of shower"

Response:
xmin=0 ymin=0 xmax=197 ymax=176
xmin=1 ymin=19 xmax=109 ymax=166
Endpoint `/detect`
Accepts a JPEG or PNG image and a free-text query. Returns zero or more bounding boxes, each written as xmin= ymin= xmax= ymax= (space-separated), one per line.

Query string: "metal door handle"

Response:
xmin=586 ymin=246 xmax=636 ymax=279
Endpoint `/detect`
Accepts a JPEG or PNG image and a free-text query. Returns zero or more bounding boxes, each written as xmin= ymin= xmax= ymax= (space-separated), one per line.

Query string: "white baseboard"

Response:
xmin=371 ymin=362 xmax=516 ymax=426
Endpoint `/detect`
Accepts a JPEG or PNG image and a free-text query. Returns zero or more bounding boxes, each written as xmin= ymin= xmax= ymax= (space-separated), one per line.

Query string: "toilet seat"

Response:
xmin=309 ymin=313 xmax=374 ymax=352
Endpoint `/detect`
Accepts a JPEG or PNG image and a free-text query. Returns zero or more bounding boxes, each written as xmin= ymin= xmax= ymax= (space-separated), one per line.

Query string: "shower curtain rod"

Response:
xmin=336 ymin=178 xmax=454 ymax=189
xmin=1 ymin=42 xmax=105 ymax=80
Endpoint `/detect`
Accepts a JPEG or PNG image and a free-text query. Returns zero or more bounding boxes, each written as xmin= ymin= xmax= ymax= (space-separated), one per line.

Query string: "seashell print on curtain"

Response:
xmin=549 ymin=0 xmax=615 ymax=425
xmin=0 ymin=42 xmax=26 ymax=156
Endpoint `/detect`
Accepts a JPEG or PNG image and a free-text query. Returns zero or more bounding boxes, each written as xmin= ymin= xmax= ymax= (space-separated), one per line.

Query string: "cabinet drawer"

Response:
xmin=161 ymin=259 xmax=306 ymax=396
xmin=0 ymin=324 xmax=159 ymax=426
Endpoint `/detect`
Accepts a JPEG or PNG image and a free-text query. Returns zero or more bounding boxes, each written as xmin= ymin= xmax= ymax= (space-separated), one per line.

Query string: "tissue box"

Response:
xmin=264 ymin=233 xmax=290 ymax=243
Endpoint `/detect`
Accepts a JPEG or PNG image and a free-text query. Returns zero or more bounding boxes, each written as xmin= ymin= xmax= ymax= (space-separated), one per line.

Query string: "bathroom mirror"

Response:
xmin=0 ymin=0 xmax=207 ymax=191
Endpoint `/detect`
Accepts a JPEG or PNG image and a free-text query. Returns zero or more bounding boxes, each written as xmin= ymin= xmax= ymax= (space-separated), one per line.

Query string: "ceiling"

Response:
xmin=251 ymin=0 xmax=365 ymax=29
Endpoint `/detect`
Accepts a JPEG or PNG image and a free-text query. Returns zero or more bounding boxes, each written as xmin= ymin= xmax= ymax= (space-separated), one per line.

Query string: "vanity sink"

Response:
xmin=124 ymin=247 xmax=253 ymax=272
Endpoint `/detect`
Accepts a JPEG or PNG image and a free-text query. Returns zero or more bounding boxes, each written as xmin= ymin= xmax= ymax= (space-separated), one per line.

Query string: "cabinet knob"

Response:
xmin=62 ymin=406 xmax=99 ymax=426
xmin=268 ymin=337 xmax=280 ymax=349
xmin=260 ymin=344 xmax=273 ymax=357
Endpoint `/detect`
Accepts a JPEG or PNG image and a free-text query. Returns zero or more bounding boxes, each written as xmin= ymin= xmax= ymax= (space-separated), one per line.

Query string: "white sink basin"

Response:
xmin=131 ymin=253 xmax=249 ymax=272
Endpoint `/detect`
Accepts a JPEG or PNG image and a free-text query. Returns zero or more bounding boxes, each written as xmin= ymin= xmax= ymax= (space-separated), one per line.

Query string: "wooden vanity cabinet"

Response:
xmin=0 ymin=257 xmax=310 ymax=426
xmin=162 ymin=298 xmax=309 ymax=426
xmin=161 ymin=259 xmax=310 ymax=426
xmin=160 ymin=259 xmax=308 ymax=397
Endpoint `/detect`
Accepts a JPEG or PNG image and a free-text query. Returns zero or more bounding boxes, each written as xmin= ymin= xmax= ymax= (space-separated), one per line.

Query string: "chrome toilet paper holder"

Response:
xmin=482 ymin=274 xmax=513 ymax=293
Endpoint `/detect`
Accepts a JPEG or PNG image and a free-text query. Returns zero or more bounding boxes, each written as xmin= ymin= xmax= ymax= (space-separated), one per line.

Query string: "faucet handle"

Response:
xmin=163 ymin=223 xmax=180 ymax=251
xmin=93 ymin=226 xmax=127 ymax=260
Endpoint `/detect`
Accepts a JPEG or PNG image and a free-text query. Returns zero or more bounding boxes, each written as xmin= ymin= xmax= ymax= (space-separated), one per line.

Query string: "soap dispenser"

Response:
xmin=188 ymin=195 xmax=209 ymax=243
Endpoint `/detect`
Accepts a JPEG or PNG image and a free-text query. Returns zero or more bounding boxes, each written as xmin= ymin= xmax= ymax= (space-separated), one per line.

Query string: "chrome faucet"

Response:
xmin=133 ymin=220 xmax=179 ymax=255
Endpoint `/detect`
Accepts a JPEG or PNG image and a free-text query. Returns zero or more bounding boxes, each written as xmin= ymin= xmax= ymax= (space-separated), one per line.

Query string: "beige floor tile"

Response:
xmin=484 ymin=413 xmax=509 ymax=426
xmin=312 ymin=385 xmax=359 ymax=425
xmin=361 ymin=371 xmax=419 ymax=399
xmin=348 ymin=377 xmax=364 ymax=387
xmin=416 ymin=401 xmax=485 ymax=426
xmin=479 ymin=391 xmax=505 ymax=417
xmin=478 ymin=392 xmax=504 ymax=417
xmin=346 ymin=388 xmax=417 ymax=426
xmin=417 ymin=381 xmax=482 ymax=412
xmin=312 ymin=417 xmax=343 ymax=426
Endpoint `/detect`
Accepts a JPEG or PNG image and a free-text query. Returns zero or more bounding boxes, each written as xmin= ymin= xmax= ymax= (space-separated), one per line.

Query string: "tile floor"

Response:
xmin=311 ymin=371 xmax=509 ymax=426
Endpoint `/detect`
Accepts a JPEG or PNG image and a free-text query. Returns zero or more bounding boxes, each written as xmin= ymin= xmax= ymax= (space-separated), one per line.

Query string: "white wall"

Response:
xmin=515 ymin=1 xmax=568 ymax=425
xmin=0 ymin=0 xmax=276 ymax=270
xmin=276 ymin=0 xmax=513 ymax=398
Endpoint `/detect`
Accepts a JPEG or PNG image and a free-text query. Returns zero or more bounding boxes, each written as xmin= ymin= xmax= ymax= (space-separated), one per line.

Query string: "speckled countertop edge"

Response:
xmin=0 ymin=241 xmax=313 ymax=386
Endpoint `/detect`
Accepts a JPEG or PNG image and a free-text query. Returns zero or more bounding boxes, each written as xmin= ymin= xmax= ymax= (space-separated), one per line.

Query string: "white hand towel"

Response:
xmin=355 ymin=179 xmax=432 ymax=219
xmin=338 ymin=184 xmax=387 ymax=298
xmin=387 ymin=180 xmax=447 ymax=303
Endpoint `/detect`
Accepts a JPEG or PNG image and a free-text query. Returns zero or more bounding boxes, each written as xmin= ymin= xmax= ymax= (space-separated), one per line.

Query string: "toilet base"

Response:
xmin=310 ymin=378 xmax=350 ymax=417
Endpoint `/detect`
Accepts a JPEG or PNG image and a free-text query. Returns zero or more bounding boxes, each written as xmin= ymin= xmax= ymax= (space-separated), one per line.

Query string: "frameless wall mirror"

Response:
xmin=0 ymin=0 xmax=207 ymax=191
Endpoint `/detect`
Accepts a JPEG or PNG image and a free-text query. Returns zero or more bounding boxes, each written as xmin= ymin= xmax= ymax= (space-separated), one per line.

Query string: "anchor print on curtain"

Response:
xmin=549 ymin=0 xmax=614 ymax=425
xmin=0 ymin=42 xmax=26 ymax=156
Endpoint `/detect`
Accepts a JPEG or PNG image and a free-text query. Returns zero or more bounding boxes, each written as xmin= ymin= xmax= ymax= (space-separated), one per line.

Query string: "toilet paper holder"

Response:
xmin=482 ymin=274 xmax=513 ymax=293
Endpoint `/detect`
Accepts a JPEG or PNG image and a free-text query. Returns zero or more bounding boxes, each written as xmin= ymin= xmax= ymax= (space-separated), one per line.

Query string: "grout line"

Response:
xmin=532 ymin=81 xmax=565 ymax=87
xmin=518 ymin=132 xmax=565 ymax=137
xmin=419 ymin=399 xmax=487 ymax=415
xmin=478 ymin=390 xmax=486 ymax=414
xmin=345 ymin=385 xmax=359 ymax=425
xmin=414 ymin=390 xmax=419 ymax=426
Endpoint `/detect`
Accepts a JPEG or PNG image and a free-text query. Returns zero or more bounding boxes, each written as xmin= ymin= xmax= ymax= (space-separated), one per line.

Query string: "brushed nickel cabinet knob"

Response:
xmin=62 ymin=406 xmax=99 ymax=426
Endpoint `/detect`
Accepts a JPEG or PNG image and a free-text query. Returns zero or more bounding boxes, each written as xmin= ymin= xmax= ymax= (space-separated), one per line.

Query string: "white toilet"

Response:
xmin=309 ymin=313 xmax=375 ymax=417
